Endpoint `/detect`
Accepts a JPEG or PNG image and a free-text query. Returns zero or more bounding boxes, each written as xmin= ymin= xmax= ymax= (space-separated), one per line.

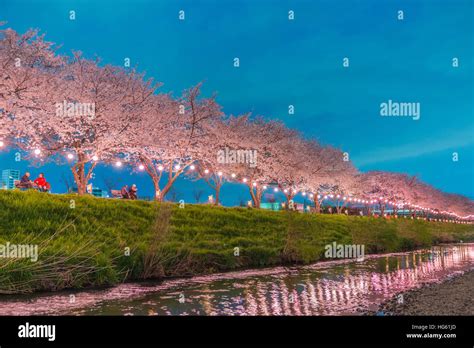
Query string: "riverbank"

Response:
xmin=375 ymin=269 xmax=474 ymax=315
xmin=1 ymin=190 xmax=473 ymax=294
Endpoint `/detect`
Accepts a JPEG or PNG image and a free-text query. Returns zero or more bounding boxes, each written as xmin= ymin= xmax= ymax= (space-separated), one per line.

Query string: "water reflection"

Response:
xmin=0 ymin=244 xmax=472 ymax=316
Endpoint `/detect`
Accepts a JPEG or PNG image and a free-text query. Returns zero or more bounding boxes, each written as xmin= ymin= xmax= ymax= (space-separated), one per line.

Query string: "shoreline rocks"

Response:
xmin=369 ymin=269 xmax=474 ymax=316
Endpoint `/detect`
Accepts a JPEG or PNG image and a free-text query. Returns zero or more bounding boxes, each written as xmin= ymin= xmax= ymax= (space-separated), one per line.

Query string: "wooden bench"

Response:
xmin=111 ymin=189 xmax=124 ymax=198
xmin=14 ymin=180 xmax=33 ymax=190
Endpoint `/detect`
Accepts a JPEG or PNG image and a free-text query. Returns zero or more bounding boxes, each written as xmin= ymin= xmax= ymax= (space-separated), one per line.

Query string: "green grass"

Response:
xmin=0 ymin=190 xmax=472 ymax=294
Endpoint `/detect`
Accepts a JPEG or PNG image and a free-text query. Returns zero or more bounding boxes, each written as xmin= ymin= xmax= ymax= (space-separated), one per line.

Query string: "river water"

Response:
xmin=0 ymin=243 xmax=472 ymax=316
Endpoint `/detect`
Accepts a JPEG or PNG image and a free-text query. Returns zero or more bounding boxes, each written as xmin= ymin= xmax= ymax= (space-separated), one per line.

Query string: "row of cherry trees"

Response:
xmin=1 ymin=27 xmax=473 ymax=219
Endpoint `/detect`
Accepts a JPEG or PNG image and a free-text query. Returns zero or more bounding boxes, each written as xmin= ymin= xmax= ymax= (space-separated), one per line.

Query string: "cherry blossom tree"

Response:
xmin=184 ymin=114 xmax=239 ymax=205
xmin=0 ymin=27 xmax=62 ymax=146
xmin=296 ymin=141 xmax=357 ymax=213
xmin=353 ymin=171 xmax=440 ymax=216
xmin=125 ymin=83 xmax=223 ymax=201
xmin=222 ymin=116 xmax=294 ymax=208
xmin=259 ymin=125 xmax=304 ymax=206
xmin=9 ymin=51 xmax=157 ymax=194
xmin=442 ymin=193 xmax=474 ymax=218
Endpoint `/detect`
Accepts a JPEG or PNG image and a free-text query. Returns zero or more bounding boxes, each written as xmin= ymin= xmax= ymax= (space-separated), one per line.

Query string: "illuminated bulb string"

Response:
xmin=22 ymin=152 xmax=472 ymax=221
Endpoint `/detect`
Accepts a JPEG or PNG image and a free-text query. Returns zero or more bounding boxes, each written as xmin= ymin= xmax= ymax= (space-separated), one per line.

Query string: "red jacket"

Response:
xmin=34 ymin=177 xmax=47 ymax=187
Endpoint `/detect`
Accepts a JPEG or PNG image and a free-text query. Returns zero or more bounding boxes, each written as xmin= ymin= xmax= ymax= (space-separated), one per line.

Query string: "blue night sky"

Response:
xmin=0 ymin=0 xmax=473 ymax=204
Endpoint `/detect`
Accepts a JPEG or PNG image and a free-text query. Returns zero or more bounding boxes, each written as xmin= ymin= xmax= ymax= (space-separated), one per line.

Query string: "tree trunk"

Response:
xmin=72 ymin=163 xmax=84 ymax=195
xmin=140 ymin=156 xmax=163 ymax=201
xmin=313 ymin=198 xmax=321 ymax=213
xmin=248 ymin=187 xmax=256 ymax=207
xmin=152 ymin=177 xmax=161 ymax=201
xmin=284 ymin=194 xmax=294 ymax=210
xmin=160 ymin=165 xmax=188 ymax=202
xmin=215 ymin=184 xmax=221 ymax=205
xmin=71 ymin=153 xmax=95 ymax=195
xmin=248 ymin=186 xmax=262 ymax=208
xmin=141 ymin=158 xmax=183 ymax=202
xmin=336 ymin=201 xmax=347 ymax=214
xmin=160 ymin=179 xmax=177 ymax=202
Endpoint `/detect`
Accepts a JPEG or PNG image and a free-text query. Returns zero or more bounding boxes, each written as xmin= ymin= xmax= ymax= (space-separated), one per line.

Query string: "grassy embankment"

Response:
xmin=0 ymin=190 xmax=472 ymax=294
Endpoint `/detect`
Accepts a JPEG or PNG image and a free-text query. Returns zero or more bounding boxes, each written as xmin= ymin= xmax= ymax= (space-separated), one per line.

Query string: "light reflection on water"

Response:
xmin=0 ymin=244 xmax=472 ymax=316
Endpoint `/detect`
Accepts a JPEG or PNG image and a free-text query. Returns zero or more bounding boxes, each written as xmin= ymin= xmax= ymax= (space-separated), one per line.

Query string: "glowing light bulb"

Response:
xmin=138 ymin=164 xmax=145 ymax=171
xmin=34 ymin=149 xmax=41 ymax=155
xmin=242 ymin=178 xmax=248 ymax=183
xmin=190 ymin=165 xmax=195 ymax=170
xmin=0 ymin=140 xmax=4 ymax=147
xmin=115 ymin=161 xmax=122 ymax=167
xmin=231 ymin=173 xmax=236 ymax=178
xmin=217 ymin=171 xmax=223 ymax=176
xmin=158 ymin=165 xmax=164 ymax=171
xmin=204 ymin=169 xmax=209 ymax=174
xmin=67 ymin=153 xmax=74 ymax=159
xmin=252 ymin=182 xmax=257 ymax=187
xmin=92 ymin=155 xmax=99 ymax=161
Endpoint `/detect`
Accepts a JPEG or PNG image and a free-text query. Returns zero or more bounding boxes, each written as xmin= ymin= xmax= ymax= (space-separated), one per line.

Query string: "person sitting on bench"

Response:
xmin=120 ymin=185 xmax=130 ymax=199
xmin=128 ymin=184 xmax=138 ymax=200
xmin=16 ymin=172 xmax=34 ymax=189
xmin=34 ymin=173 xmax=50 ymax=192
